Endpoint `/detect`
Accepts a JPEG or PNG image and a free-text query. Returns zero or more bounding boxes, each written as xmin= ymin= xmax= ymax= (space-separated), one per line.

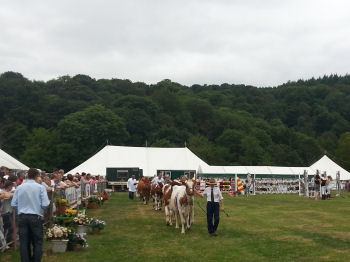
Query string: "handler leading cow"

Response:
xmin=195 ymin=178 xmax=224 ymax=237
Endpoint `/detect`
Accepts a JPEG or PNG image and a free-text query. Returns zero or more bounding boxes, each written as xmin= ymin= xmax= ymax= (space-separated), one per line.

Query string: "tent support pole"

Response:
xmin=235 ymin=174 xmax=238 ymax=197
xmin=304 ymin=170 xmax=308 ymax=198
xmin=253 ymin=174 xmax=256 ymax=195
xmin=336 ymin=171 xmax=341 ymax=197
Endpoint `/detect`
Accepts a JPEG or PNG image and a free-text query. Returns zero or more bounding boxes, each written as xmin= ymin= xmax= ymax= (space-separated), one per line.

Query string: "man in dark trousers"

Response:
xmin=11 ymin=168 xmax=50 ymax=262
xmin=127 ymin=175 xmax=138 ymax=200
xmin=195 ymin=178 xmax=224 ymax=237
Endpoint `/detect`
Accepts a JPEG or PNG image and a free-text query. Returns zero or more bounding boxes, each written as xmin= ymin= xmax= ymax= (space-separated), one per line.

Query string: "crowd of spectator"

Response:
xmin=0 ymin=165 xmax=106 ymax=252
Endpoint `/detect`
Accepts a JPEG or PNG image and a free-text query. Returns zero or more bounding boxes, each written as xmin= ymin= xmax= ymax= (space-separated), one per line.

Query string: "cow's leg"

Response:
xmin=153 ymin=198 xmax=157 ymax=210
xmin=165 ymin=206 xmax=170 ymax=225
xmin=179 ymin=211 xmax=186 ymax=234
xmin=165 ymin=206 xmax=168 ymax=225
xmin=186 ymin=207 xmax=191 ymax=229
xmin=159 ymin=199 xmax=162 ymax=211
xmin=169 ymin=209 xmax=173 ymax=225
xmin=171 ymin=210 xmax=175 ymax=225
xmin=175 ymin=211 xmax=179 ymax=229
xmin=191 ymin=204 xmax=194 ymax=225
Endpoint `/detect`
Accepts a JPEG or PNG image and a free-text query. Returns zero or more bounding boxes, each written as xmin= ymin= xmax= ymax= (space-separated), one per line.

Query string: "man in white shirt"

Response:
xmin=151 ymin=173 xmax=164 ymax=186
xmin=127 ymin=175 xmax=138 ymax=200
xmin=195 ymin=178 xmax=224 ymax=237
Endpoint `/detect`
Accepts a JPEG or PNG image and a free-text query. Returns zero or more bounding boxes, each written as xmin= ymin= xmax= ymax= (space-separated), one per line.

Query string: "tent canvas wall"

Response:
xmin=200 ymin=165 xmax=315 ymax=179
xmin=0 ymin=149 xmax=29 ymax=170
xmin=67 ymin=145 xmax=210 ymax=177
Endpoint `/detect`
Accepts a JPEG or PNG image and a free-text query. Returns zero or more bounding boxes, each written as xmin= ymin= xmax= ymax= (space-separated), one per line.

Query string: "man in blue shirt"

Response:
xmin=11 ymin=168 xmax=50 ymax=262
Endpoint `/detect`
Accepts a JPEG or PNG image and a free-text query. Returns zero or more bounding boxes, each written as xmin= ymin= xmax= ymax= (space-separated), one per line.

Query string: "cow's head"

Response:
xmin=185 ymin=180 xmax=195 ymax=196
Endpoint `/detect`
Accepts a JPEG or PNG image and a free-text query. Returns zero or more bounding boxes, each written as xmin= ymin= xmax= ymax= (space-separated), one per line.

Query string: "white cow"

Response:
xmin=169 ymin=180 xmax=195 ymax=234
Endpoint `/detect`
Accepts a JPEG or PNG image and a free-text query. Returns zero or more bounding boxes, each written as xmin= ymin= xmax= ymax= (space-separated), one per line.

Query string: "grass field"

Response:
xmin=2 ymin=192 xmax=350 ymax=262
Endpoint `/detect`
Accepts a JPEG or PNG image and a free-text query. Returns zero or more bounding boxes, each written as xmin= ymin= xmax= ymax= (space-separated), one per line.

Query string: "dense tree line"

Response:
xmin=0 ymin=71 xmax=349 ymax=172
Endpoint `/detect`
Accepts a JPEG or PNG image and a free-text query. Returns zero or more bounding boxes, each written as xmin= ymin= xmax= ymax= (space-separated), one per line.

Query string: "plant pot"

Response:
xmin=56 ymin=205 xmax=67 ymax=216
xmin=77 ymin=225 xmax=89 ymax=234
xmin=87 ymin=203 xmax=99 ymax=209
xmin=67 ymin=242 xmax=76 ymax=251
xmin=56 ymin=216 xmax=74 ymax=225
xmin=51 ymin=239 xmax=68 ymax=253
xmin=91 ymin=227 xmax=100 ymax=234
xmin=67 ymin=242 xmax=83 ymax=251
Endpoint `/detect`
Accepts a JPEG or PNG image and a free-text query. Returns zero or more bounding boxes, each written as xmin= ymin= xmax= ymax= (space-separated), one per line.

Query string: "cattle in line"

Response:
xmin=151 ymin=182 xmax=164 ymax=210
xmin=137 ymin=177 xmax=151 ymax=204
xmin=187 ymin=179 xmax=195 ymax=226
xmin=169 ymin=179 xmax=195 ymax=234
xmin=162 ymin=183 xmax=174 ymax=225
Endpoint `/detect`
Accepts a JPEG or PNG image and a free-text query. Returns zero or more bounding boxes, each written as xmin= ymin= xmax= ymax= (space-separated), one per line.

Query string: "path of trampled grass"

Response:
xmin=3 ymin=192 xmax=350 ymax=262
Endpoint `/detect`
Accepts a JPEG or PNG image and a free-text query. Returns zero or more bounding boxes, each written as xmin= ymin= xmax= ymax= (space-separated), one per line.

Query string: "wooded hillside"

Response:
xmin=1 ymin=72 xmax=349 ymax=171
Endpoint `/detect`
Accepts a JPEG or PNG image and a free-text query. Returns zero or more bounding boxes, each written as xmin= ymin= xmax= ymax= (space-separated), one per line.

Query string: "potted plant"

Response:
xmin=87 ymin=196 xmax=101 ymax=209
xmin=102 ymin=193 xmax=109 ymax=201
xmin=46 ymin=224 xmax=71 ymax=253
xmin=73 ymin=212 xmax=93 ymax=234
xmin=56 ymin=208 xmax=77 ymax=225
xmin=67 ymin=233 xmax=88 ymax=251
xmin=89 ymin=219 xmax=106 ymax=234
xmin=55 ymin=198 xmax=70 ymax=216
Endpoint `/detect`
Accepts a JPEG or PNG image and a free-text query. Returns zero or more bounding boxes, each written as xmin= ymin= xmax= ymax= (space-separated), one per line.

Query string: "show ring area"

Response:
xmin=1 ymin=145 xmax=350 ymax=262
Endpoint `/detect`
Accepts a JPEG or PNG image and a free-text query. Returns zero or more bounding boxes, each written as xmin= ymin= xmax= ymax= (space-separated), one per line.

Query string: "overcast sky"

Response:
xmin=1 ymin=0 xmax=349 ymax=87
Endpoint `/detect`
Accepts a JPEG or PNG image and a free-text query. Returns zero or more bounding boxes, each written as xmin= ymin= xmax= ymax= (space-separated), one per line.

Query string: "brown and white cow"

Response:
xmin=137 ymin=177 xmax=151 ymax=204
xmin=162 ymin=183 xmax=174 ymax=225
xmin=169 ymin=179 xmax=195 ymax=234
xmin=151 ymin=182 xmax=163 ymax=210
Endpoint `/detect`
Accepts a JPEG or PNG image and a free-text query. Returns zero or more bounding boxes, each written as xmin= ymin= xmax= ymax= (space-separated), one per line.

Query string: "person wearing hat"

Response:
xmin=195 ymin=178 xmax=224 ymax=237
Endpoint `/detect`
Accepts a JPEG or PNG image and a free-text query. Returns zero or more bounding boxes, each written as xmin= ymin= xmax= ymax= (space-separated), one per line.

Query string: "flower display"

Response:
xmin=89 ymin=219 xmax=106 ymax=230
xmin=56 ymin=198 xmax=70 ymax=207
xmin=46 ymin=224 xmax=71 ymax=240
xmin=73 ymin=212 xmax=93 ymax=225
xmin=64 ymin=208 xmax=78 ymax=217
xmin=68 ymin=233 xmax=88 ymax=248
xmin=88 ymin=196 xmax=102 ymax=204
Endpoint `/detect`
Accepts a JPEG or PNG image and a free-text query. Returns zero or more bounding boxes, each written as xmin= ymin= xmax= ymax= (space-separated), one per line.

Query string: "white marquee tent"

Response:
xmin=198 ymin=156 xmax=349 ymax=180
xmin=67 ymin=145 xmax=350 ymax=181
xmin=310 ymin=155 xmax=350 ymax=180
xmin=67 ymin=145 xmax=210 ymax=177
xmin=0 ymin=149 xmax=29 ymax=170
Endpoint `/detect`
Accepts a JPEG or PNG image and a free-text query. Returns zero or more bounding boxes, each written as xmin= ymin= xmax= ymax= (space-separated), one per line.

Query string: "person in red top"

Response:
xmin=17 ymin=172 xmax=25 ymax=186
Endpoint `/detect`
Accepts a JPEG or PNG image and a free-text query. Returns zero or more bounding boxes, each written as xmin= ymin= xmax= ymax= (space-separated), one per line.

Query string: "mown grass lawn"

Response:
xmin=2 ymin=192 xmax=350 ymax=262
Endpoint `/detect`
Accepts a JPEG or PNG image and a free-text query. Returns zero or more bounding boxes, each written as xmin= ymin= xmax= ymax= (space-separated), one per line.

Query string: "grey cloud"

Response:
xmin=0 ymin=0 xmax=349 ymax=86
